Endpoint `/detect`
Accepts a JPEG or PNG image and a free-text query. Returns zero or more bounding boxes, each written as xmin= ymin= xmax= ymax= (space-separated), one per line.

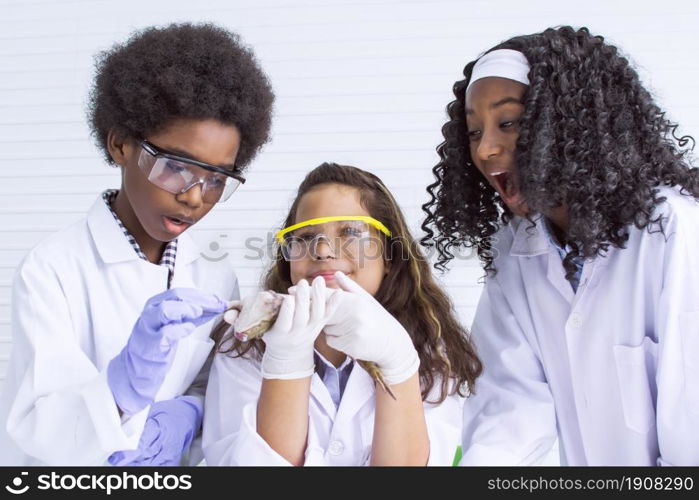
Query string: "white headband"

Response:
xmin=466 ymin=48 xmax=530 ymax=92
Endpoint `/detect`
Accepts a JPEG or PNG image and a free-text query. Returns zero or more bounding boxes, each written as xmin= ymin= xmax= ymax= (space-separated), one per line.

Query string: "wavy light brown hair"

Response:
xmin=212 ymin=162 xmax=482 ymax=403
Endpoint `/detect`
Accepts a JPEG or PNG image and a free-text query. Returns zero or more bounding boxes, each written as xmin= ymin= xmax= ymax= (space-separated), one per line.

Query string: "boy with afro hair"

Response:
xmin=0 ymin=22 xmax=274 ymax=466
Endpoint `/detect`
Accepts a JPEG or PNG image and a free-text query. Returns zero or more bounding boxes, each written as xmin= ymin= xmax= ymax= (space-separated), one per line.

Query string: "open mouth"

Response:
xmin=165 ymin=214 xmax=195 ymax=226
xmin=162 ymin=215 xmax=194 ymax=235
xmin=491 ymin=171 xmax=519 ymax=200
xmin=166 ymin=217 xmax=187 ymax=226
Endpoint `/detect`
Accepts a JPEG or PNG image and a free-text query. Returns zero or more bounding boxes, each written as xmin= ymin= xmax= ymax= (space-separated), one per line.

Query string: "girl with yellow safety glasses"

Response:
xmin=204 ymin=162 xmax=482 ymax=465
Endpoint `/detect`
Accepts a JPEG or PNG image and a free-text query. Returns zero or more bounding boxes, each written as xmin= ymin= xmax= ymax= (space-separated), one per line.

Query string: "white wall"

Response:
xmin=0 ymin=0 xmax=697 ymax=460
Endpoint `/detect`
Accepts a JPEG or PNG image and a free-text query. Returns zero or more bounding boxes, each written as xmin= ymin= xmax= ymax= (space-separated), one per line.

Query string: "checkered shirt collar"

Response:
xmin=102 ymin=189 xmax=177 ymax=288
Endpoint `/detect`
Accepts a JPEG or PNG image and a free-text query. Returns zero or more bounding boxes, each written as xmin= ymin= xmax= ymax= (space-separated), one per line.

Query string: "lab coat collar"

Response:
xmin=310 ymin=359 xmax=375 ymax=422
xmin=311 ymin=373 xmax=338 ymax=419
xmin=87 ymin=196 xmax=139 ymax=264
xmin=86 ymin=195 xmax=201 ymax=267
xmin=509 ymin=215 xmax=551 ymax=257
xmin=173 ymin=231 xmax=202 ymax=268
xmin=335 ymin=362 xmax=375 ymax=423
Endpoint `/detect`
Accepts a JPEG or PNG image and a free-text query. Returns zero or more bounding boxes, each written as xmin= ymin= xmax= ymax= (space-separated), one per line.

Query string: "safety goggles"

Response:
xmin=276 ymin=216 xmax=391 ymax=261
xmin=137 ymin=140 xmax=246 ymax=203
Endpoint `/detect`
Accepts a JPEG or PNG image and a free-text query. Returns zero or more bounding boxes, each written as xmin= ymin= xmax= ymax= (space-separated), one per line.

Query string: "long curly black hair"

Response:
xmin=421 ymin=26 xmax=697 ymax=280
xmin=87 ymin=22 xmax=274 ymax=169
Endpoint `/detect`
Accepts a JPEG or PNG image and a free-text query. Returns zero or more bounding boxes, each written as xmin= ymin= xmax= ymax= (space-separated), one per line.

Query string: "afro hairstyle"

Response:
xmin=87 ymin=22 xmax=274 ymax=169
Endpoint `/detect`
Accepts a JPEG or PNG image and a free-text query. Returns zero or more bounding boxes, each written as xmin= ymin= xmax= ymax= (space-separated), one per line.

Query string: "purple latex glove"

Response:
xmin=108 ymin=395 xmax=203 ymax=466
xmin=108 ymin=287 xmax=226 ymax=415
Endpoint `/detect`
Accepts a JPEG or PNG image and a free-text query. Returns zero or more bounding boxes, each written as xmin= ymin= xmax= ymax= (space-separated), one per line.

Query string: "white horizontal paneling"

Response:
xmin=0 ymin=0 xmax=695 ymax=343
xmin=0 ymin=1 xmax=697 ymax=468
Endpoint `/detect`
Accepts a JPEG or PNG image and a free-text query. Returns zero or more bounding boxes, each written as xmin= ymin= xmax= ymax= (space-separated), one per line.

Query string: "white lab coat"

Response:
xmin=203 ymin=352 xmax=463 ymax=466
xmin=0 ymin=195 xmax=239 ymax=465
xmin=461 ymin=186 xmax=699 ymax=466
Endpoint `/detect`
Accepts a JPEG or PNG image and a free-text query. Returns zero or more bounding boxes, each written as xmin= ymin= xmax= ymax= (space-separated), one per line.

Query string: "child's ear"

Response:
xmin=106 ymin=128 xmax=132 ymax=167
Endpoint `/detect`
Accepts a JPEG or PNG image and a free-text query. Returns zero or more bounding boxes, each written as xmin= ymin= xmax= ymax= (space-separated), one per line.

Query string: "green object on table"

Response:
xmin=452 ymin=445 xmax=462 ymax=466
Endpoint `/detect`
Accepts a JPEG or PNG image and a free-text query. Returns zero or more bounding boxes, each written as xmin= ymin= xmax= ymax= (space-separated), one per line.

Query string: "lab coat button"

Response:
xmin=569 ymin=313 xmax=582 ymax=329
xmin=328 ymin=440 xmax=345 ymax=456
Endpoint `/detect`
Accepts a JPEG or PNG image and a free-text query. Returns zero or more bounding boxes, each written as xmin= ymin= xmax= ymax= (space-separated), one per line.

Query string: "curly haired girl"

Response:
xmin=421 ymin=26 xmax=699 ymax=465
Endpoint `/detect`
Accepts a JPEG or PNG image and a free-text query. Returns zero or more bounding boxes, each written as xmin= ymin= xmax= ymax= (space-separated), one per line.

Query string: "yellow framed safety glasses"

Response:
xmin=275 ymin=216 xmax=391 ymax=244
xmin=275 ymin=216 xmax=391 ymax=261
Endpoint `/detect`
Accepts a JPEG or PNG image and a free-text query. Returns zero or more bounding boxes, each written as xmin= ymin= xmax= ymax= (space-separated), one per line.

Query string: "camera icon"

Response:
xmin=5 ymin=472 xmax=29 ymax=495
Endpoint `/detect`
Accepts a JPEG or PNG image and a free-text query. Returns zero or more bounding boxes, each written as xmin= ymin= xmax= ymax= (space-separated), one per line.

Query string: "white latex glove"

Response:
xmin=324 ymin=271 xmax=420 ymax=385
xmin=261 ymin=276 xmax=336 ymax=379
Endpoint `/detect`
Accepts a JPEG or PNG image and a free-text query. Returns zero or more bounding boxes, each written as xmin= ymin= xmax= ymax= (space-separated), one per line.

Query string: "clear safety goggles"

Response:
xmin=276 ymin=216 xmax=391 ymax=261
xmin=137 ymin=140 xmax=246 ymax=204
